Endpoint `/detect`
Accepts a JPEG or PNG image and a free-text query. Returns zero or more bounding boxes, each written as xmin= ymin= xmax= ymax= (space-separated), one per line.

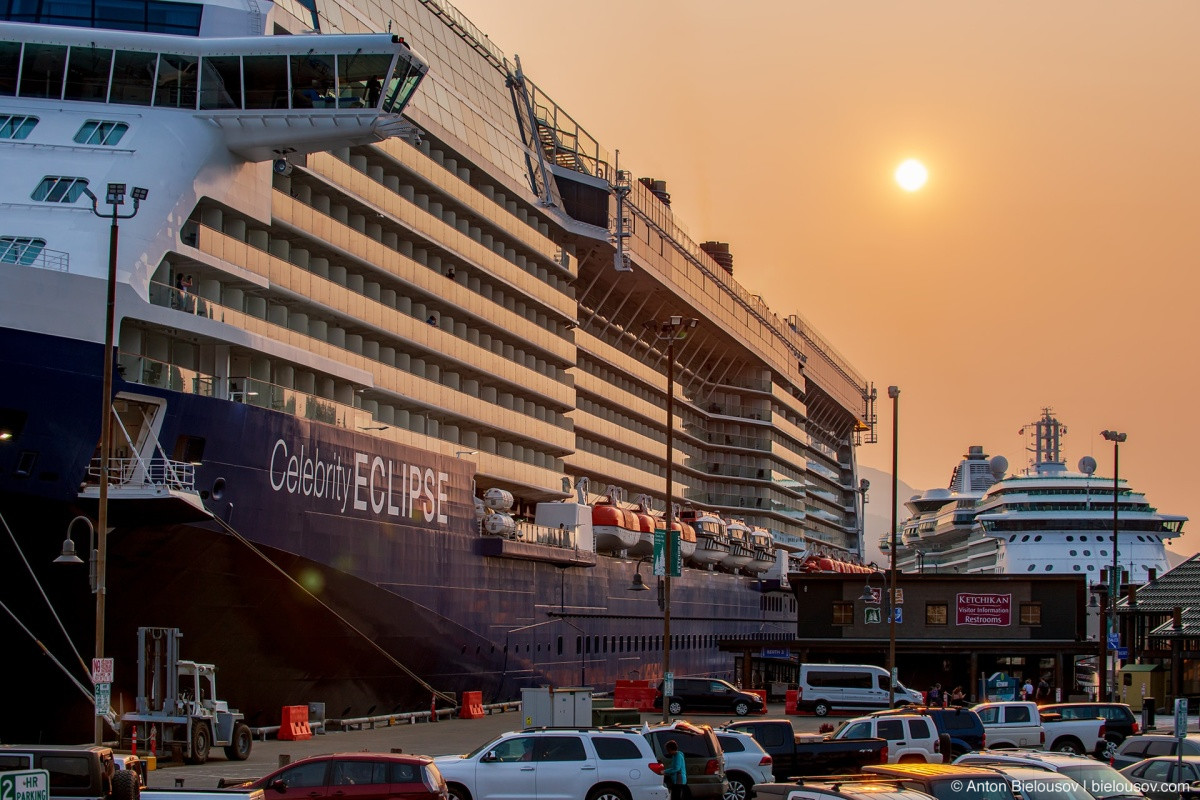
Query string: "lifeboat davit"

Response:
xmin=591 ymin=500 xmax=640 ymax=552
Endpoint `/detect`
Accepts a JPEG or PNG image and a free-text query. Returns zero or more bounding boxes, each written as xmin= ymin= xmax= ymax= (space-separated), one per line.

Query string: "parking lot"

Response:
xmin=144 ymin=703 xmax=830 ymax=788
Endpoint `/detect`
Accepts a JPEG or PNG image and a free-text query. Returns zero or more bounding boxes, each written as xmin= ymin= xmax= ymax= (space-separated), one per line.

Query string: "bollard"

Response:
xmin=1142 ymin=697 xmax=1156 ymax=730
xmin=279 ymin=754 xmax=291 ymax=768
xmin=131 ymin=725 xmax=137 ymax=756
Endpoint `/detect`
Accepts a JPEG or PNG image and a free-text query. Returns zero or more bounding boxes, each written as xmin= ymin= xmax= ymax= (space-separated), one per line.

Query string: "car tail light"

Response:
xmin=878 ymin=746 xmax=888 ymax=763
xmin=1040 ymin=729 xmax=1045 ymax=746
xmin=934 ymin=738 xmax=940 ymax=753
xmin=981 ymin=732 xmax=986 ymax=749
xmin=1132 ymin=720 xmax=1139 ymax=734
xmin=649 ymin=763 xmax=665 ymax=775
xmin=1099 ymin=723 xmax=1106 ymax=739
xmin=759 ymin=755 xmax=773 ymax=767
xmin=422 ymin=765 xmax=445 ymax=795
xmin=704 ymin=759 xmax=720 ymax=775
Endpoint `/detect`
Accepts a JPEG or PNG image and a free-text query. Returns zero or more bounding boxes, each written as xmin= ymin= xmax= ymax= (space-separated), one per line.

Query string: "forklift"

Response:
xmin=119 ymin=627 xmax=252 ymax=764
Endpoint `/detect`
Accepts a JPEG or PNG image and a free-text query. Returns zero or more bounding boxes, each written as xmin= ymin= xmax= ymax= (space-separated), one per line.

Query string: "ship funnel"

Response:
xmin=700 ymin=241 xmax=734 ymax=275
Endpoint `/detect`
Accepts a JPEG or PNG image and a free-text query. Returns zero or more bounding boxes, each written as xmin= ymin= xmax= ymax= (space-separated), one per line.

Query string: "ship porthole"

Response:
xmin=212 ymin=477 xmax=226 ymax=499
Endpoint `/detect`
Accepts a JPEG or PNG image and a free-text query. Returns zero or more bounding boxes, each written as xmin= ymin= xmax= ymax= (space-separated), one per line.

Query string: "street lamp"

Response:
xmin=80 ymin=181 xmax=148 ymax=743
xmin=887 ymin=385 xmax=899 ymax=706
xmin=644 ymin=315 xmax=698 ymax=722
xmin=1101 ymin=429 xmax=1126 ymax=702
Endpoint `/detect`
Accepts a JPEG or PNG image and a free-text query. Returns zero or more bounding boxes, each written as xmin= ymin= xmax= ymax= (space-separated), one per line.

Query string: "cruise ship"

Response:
xmin=891 ymin=410 xmax=1185 ymax=576
xmin=0 ymin=0 xmax=875 ymax=741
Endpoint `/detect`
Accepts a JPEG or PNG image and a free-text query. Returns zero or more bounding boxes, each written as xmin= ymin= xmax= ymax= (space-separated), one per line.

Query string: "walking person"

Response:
xmin=661 ymin=739 xmax=688 ymax=800
xmin=950 ymin=685 xmax=965 ymax=706
xmin=927 ymin=683 xmax=942 ymax=707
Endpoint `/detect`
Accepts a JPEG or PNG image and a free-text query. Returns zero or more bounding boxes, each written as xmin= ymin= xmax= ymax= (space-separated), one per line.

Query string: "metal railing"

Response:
xmin=87 ymin=456 xmax=196 ymax=491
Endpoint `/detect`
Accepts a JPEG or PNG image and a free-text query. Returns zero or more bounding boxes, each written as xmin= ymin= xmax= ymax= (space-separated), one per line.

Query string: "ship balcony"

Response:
xmin=703 ymin=401 xmax=772 ymax=423
xmin=78 ymin=456 xmax=211 ymax=525
xmin=476 ymin=522 xmax=597 ymax=567
xmin=0 ymin=241 xmax=69 ymax=271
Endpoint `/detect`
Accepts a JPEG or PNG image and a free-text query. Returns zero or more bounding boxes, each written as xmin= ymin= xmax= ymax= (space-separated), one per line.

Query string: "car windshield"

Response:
xmin=1058 ymin=764 xmax=1141 ymax=799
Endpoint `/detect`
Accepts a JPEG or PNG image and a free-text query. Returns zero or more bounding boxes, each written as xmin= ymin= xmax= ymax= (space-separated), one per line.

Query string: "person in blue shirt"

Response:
xmin=662 ymin=739 xmax=688 ymax=799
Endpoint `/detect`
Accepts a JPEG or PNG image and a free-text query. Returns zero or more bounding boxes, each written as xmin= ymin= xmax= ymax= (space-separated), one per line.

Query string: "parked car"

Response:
xmin=972 ymin=701 xmax=1106 ymax=753
xmin=754 ymin=780 xmax=937 ymax=800
xmin=831 ymin=714 xmax=940 ymax=763
xmin=654 ymin=677 xmax=765 ymax=717
xmin=225 ymin=752 xmax=447 ymax=800
xmin=871 ymin=705 xmax=986 ymax=756
xmin=1119 ymin=756 xmax=1200 ymax=800
xmin=0 ymin=745 xmax=142 ymax=800
xmin=434 ymin=728 xmax=668 ymax=800
xmin=796 ymin=664 xmax=924 ymax=717
xmin=721 ymin=718 xmax=888 ymax=779
xmin=863 ymin=762 xmax=1020 ymax=799
xmin=1111 ymin=733 xmax=1200 ymax=770
xmin=1039 ymin=703 xmax=1139 ymax=759
xmin=640 ymin=720 xmax=729 ymax=799
xmin=954 ymin=750 xmax=1145 ymax=800
xmin=715 ymin=729 xmax=774 ymax=800
xmin=990 ymin=765 xmax=1093 ymax=800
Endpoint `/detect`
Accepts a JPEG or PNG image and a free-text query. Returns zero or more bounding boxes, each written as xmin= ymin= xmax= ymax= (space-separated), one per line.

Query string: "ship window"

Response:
xmin=199 ymin=56 xmax=241 ymax=109
xmin=1073 ymin=565 xmax=1081 ymax=571
xmin=1100 ymin=549 xmax=1107 ymax=557
xmin=290 ymin=53 xmax=335 ymax=108
xmin=0 ymin=237 xmax=47 ymax=265
xmin=1087 ymin=564 xmax=1095 ymax=571
xmin=1034 ymin=535 xmax=1042 ymax=541
xmin=74 ymin=120 xmax=128 ymax=146
xmin=1082 ymin=550 xmax=1091 ymax=556
xmin=338 ymin=52 xmax=393 ymax=109
xmin=1021 ymin=535 xmax=1030 ymax=542
xmin=556 ymin=636 xmax=562 ymax=656
xmin=0 ymin=41 xmax=19 ymax=96
xmin=243 ymin=55 xmax=288 ymax=109
xmin=153 ymin=53 xmax=197 ymax=108
xmin=0 ymin=114 xmax=38 ymax=139
xmin=65 ymin=46 xmax=112 ymax=101
xmin=31 ymin=176 xmax=89 ymax=203
xmin=1066 ymin=535 xmax=1074 ymax=541
xmin=109 ymin=49 xmax=156 ymax=105
xmin=20 ymin=43 xmax=67 ymax=99
xmin=383 ymin=55 xmax=425 ymax=113
xmin=1027 ymin=564 xmax=1036 ymax=572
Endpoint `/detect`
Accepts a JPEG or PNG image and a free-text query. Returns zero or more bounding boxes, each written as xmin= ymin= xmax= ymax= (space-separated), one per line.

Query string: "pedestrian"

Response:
xmin=1036 ymin=676 xmax=1051 ymax=704
xmin=927 ymin=683 xmax=941 ymax=707
xmin=661 ymin=739 xmax=687 ymax=800
xmin=1021 ymin=676 xmax=1034 ymax=701
xmin=173 ymin=273 xmax=184 ymax=308
xmin=181 ymin=274 xmax=194 ymax=312
xmin=950 ymin=686 xmax=965 ymax=706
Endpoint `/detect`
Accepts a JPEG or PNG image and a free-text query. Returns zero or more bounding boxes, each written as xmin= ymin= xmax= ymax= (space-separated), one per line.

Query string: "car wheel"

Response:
xmin=813 ymin=700 xmax=831 ymax=717
xmin=447 ymin=784 xmax=471 ymax=800
xmin=734 ymin=700 xmax=751 ymax=716
xmin=223 ymin=723 xmax=252 ymax=761
xmin=668 ymin=699 xmax=683 ymax=716
xmin=1052 ymin=737 xmax=1083 ymax=754
xmin=723 ymin=775 xmax=750 ymax=800
xmin=1101 ymin=735 xmax=1120 ymax=761
xmin=111 ymin=769 xmax=140 ymax=800
xmin=586 ymin=787 xmax=631 ymax=800
xmin=185 ymin=723 xmax=211 ymax=765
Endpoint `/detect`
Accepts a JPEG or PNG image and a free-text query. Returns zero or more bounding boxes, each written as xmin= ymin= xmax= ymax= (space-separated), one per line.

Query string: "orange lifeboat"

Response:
xmin=591 ymin=500 xmax=640 ymax=553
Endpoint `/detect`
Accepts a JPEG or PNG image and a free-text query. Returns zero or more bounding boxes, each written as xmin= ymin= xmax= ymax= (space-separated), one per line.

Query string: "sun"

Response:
xmin=894 ymin=159 xmax=928 ymax=192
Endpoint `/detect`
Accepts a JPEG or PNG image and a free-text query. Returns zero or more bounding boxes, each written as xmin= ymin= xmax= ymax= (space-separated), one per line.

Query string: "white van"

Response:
xmin=797 ymin=664 xmax=924 ymax=716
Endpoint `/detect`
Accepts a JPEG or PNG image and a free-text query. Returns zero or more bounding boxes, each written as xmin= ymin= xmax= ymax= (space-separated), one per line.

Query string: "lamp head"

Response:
xmin=1101 ymin=430 xmax=1127 ymax=443
xmin=54 ymin=537 xmax=84 ymax=564
xmin=131 ymin=186 xmax=149 ymax=202
xmin=106 ymin=183 xmax=126 ymax=204
xmin=887 ymin=386 xmax=900 ymax=399
xmin=858 ymin=583 xmax=876 ymax=602
xmin=629 ymin=572 xmax=649 ymax=591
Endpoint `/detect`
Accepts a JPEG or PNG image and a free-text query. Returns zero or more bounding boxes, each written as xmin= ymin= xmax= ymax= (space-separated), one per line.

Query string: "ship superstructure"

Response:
xmin=0 ymin=0 xmax=872 ymax=739
xmin=893 ymin=410 xmax=1185 ymax=576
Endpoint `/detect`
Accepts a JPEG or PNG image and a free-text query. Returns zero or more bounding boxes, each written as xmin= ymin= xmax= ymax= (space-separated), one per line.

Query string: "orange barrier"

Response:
xmin=749 ymin=689 xmax=768 ymax=714
xmin=459 ymin=691 xmax=486 ymax=719
xmin=785 ymin=689 xmax=801 ymax=715
xmin=278 ymin=705 xmax=312 ymax=740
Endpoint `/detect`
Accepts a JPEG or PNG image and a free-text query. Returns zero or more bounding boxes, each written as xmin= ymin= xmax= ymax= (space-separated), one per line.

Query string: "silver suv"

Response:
xmin=954 ymin=750 xmax=1144 ymax=799
xmin=715 ymin=729 xmax=773 ymax=800
xmin=433 ymin=727 xmax=668 ymax=800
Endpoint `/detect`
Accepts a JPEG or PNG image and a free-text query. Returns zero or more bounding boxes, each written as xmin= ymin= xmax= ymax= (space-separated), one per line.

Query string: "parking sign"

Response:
xmin=91 ymin=657 xmax=113 ymax=684
xmin=0 ymin=769 xmax=49 ymax=800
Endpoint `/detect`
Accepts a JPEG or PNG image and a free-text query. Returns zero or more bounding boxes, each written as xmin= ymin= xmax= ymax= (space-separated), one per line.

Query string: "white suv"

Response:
xmin=434 ymin=727 xmax=668 ymax=800
xmin=715 ymin=729 xmax=774 ymax=800
xmin=832 ymin=714 xmax=940 ymax=763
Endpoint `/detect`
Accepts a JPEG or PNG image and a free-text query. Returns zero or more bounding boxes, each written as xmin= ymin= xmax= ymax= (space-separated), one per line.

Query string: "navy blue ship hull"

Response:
xmin=0 ymin=327 xmax=794 ymax=742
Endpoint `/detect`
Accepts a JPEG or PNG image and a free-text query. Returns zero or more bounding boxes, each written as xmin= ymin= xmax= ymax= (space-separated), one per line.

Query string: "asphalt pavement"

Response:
xmin=144 ymin=703 xmax=829 ymax=789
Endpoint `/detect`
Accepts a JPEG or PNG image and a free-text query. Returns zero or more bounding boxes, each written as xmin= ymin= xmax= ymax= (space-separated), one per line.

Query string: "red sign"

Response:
xmin=956 ymin=593 xmax=1011 ymax=626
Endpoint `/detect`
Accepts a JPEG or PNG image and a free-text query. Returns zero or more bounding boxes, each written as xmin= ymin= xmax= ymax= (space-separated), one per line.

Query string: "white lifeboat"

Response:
xmin=746 ymin=528 xmax=776 ymax=574
xmin=681 ymin=509 xmax=728 ymax=566
xmin=722 ymin=519 xmax=755 ymax=569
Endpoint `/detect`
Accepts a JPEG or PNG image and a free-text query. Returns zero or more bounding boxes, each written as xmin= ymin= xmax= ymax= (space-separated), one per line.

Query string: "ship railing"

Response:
xmin=88 ymin=456 xmax=196 ymax=491
xmin=0 ymin=241 xmax=69 ymax=271
xmin=512 ymin=520 xmax=580 ymax=550
xmin=702 ymin=401 xmax=772 ymax=423
xmin=690 ymin=429 xmax=771 ymax=451
xmin=119 ymin=352 xmax=217 ymax=397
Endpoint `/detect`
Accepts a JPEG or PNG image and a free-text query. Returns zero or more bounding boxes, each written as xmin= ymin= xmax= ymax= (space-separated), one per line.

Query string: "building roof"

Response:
xmin=1116 ymin=553 xmax=1200 ymax=638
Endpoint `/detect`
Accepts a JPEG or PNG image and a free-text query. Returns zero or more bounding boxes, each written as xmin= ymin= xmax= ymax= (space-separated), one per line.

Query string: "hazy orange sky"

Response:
xmin=454 ymin=1 xmax=1200 ymax=554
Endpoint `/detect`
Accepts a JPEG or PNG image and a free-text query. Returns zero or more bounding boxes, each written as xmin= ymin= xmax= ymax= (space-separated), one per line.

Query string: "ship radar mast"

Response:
xmin=1018 ymin=408 xmax=1066 ymax=473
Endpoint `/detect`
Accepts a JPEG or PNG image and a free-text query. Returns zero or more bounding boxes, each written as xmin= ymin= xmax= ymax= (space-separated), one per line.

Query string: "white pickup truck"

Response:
xmin=971 ymin=701 xmax=1106 ymax=755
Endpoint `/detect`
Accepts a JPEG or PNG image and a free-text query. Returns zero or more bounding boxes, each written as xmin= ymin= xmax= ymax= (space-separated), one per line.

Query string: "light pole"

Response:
xmin=1101 ymin=429 xmax=1126 ymax=702
xmin=645 ymin=316 xmax=698 ymax=722
xmin=82 ymin=182 xmax=148 ymax=744
xmin=887 ymin=386 xmax=899 ymax=706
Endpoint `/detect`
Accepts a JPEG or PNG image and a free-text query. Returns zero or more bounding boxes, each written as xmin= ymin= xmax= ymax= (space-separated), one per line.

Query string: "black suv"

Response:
xmin=654 ymin=677 xmax=765 ymax=717
xmin=1040 ymin=702 xmax=1139 ymax=759
xmin=870 ymin=705 xmax=986 ymax=756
